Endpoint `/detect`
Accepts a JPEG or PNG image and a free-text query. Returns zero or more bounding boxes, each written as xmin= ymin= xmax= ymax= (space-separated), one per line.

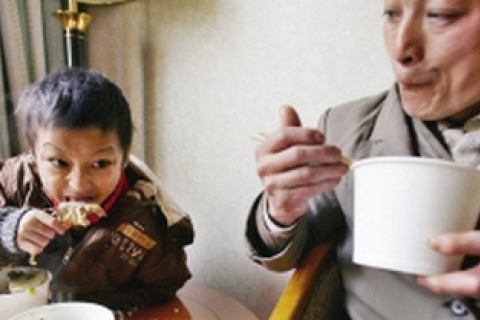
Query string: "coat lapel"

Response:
xmin=366 ymin=86 xmax=417 ymax=158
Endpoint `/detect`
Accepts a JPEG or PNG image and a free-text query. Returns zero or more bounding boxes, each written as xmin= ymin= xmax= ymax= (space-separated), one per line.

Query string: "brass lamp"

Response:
xmin=53 ymin=0 xmax=134 ymax=67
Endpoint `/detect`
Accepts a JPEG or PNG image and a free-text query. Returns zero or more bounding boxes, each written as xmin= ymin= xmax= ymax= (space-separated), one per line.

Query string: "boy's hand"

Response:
xmin=16 ymin=208 xmax=70 ymax=257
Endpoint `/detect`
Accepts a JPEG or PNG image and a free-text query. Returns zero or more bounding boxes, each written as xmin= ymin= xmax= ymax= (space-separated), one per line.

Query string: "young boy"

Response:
xmin=0 ymin=67 xmax=194 ymax=309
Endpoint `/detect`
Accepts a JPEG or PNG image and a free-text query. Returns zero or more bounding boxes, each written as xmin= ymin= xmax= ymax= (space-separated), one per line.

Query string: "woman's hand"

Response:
xmin=418 ymin=231 xmax=480 ymax=297
xmin=255 ymin=105 xmax=349 ymax=226
xmin=16 ymin=208 xmax=70 ymax=257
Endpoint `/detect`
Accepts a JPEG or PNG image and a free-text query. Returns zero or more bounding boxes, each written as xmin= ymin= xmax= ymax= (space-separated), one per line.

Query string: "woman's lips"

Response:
xmin=397 ymin=69 xmax=436 ymax=90
xmin=399 ymin=79 xmax=434 ymax=91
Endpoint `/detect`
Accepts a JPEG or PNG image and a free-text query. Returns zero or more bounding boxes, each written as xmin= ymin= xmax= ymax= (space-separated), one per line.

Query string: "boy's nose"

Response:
xmin=68 ymin=167 xmax=93 ymax=193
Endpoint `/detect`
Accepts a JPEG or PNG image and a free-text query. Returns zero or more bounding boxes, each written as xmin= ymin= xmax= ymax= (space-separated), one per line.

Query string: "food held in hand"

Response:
xmin=28 ymin=202 xmax=105 ymax=266
xmin=55 ymin=202 xmax=106 ymax=226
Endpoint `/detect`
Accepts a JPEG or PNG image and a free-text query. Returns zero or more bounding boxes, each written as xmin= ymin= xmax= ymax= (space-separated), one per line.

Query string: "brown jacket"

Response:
xmin=0 ymin=154 xmax=194 ymax=310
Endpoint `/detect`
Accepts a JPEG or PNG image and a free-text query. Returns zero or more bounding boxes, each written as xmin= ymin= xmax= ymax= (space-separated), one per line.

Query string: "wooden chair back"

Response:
xmin=269 ymin=241 xmax=349 ymax=320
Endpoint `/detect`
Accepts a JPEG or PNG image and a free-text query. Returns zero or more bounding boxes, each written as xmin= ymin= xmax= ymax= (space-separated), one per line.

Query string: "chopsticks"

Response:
xmin=251 ymin=131 xmax=270 ymax=142
xmin=340 ymin=156 xmax=354 ymax=166
xmin=251 ymin=131 xmax=355 ymax=166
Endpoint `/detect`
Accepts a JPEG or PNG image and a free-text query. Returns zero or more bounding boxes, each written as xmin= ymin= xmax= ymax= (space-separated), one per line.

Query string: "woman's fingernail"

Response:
xmin=429 ymin=235 xmax=451 ymax=250
xmin=428 ymin=236 xmax=439 ymax=247
xmin=314 ymin=131 xmax=323 ymax=142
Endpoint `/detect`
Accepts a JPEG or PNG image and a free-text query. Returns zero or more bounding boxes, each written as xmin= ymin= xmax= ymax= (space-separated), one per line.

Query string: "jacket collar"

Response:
xmin=127 ymin=155 xmax=190 ymax=227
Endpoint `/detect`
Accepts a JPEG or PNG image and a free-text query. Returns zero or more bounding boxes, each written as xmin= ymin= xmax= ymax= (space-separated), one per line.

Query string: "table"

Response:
xmin=125 ymin=282 xmax=259 ymax=320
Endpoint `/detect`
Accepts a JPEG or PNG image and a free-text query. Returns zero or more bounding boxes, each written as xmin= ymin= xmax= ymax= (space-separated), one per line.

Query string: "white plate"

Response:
xmin=9 ymin=302 xmax=115 ymax=320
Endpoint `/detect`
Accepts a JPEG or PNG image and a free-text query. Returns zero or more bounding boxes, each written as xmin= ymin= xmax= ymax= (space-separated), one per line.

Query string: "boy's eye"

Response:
xmin=49 ymin=158 xmax=68 ymax=168
xmin=92 ymin=160 xmax=112 ymax=169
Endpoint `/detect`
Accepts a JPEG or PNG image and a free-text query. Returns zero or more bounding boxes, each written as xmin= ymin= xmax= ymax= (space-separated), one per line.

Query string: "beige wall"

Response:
xmin=88 ymin=1 xmax=393 ymax=318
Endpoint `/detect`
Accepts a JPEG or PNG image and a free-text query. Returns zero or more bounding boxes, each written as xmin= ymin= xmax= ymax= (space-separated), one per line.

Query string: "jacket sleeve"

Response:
xmin=0 ymin=156 xmax=33 ymax=263
xmin=245 ymin=190 xmax=346 ymax=273
xmin=0 ymin=206 xmax=30 ymax=264
xmin=245 ymin=193 xmax=309 ymax=272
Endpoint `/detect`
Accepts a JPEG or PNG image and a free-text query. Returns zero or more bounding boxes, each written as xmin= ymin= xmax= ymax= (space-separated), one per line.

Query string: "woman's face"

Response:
xmin=33 ymin=126 xmax=125 ymax=205
xmin=383 ymin=0 xmax=480 ymax=122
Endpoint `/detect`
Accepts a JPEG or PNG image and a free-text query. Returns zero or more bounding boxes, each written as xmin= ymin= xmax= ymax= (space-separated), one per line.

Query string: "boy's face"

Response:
xmin=32 ymin=126 xmax=125 ymax=205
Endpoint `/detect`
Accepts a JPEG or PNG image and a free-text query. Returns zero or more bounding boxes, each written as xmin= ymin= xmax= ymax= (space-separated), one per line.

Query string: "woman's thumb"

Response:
xmin=280 ymin=105 xmax=302 ymax=127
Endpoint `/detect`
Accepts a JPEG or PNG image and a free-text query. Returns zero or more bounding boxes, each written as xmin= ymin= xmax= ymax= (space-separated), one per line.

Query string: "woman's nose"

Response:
xmin=392 ymin=18 xmax=424 ymax=66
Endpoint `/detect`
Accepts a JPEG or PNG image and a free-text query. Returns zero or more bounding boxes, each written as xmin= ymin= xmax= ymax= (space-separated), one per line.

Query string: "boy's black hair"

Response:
xmin=16 ymin=67 xmax=134 ymax=161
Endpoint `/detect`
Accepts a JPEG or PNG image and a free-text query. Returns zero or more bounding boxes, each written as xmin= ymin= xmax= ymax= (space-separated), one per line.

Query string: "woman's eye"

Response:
xmin=383 ymin=9 xmax=402 ymax=23
xmin=384 ymin=10 xmax=398 ymax=18
xmin=92 ymin=160 xmax=112 ymax=169
xmin=384 ymin=9 xmax=400 ymax=19
xmin=427 ymin=12 xmax=459 ymax=22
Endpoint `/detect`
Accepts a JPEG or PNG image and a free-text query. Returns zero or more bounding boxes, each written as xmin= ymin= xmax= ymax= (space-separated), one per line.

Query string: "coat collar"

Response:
xmin=354 ymin=85 xmax=416 ymax=160
xmin=367 ymin=84 xmax=451 ymax=160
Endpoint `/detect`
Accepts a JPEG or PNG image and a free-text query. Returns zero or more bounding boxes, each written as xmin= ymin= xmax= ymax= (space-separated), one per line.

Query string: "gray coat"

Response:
xmin=246 ymin=85 xmax=478 ymax=320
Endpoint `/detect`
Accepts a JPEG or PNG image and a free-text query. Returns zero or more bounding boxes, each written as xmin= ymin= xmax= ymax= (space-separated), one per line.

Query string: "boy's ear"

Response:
xmin=123 ymin=152 xmax=131 ymax=168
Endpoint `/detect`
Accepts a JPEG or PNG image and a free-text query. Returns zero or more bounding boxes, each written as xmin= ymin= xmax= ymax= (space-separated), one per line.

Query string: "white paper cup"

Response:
xmin=0 ymin=267 xmax=51 ymax=320
xmin=352 ymin=157 xmax=480 ymax=275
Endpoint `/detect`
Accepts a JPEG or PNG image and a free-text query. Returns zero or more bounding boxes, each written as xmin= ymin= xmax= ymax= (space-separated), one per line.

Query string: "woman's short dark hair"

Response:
xmin=17 ymin=67 xmax=134 ymax=160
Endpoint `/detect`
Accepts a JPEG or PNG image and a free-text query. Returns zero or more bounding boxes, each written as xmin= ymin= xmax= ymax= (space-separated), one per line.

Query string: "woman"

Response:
xmin=246 ymin=1 xmax=480 ymax=319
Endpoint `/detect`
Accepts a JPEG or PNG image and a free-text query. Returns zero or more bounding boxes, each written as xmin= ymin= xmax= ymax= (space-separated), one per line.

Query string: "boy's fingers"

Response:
xmin=280 ymin=105 xmax=302 ymax=127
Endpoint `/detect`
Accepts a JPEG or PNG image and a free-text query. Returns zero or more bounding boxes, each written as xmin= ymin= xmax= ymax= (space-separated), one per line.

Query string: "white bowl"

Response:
xmin=0 ymin=267 xmax=51 ymax=320
xmin=352 ymin=156 xmax=480 ymax=275
xmin=8 ymin=302 xmax=115 ymax=320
